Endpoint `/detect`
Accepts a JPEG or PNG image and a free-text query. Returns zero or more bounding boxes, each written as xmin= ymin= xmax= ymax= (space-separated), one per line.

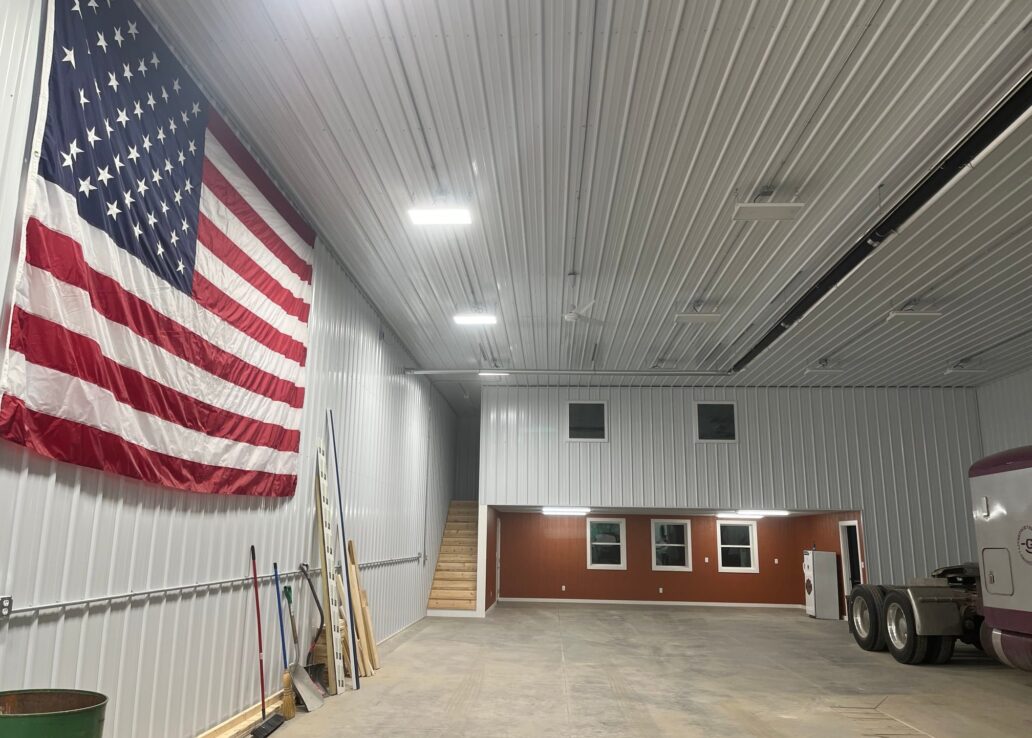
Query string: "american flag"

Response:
xmin=0 ymin=0 xmax=313 ymax=497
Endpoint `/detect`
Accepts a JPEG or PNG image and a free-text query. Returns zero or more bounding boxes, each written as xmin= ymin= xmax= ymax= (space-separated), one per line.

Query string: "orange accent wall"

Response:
xmin=497 ymin=510 xmax=863 ymax=606
xmin=485 ymin=506 xmax=498 ymax=609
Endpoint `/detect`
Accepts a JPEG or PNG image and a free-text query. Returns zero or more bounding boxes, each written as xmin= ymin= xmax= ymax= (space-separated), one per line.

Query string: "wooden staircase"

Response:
xmin=428 ymin=500 xmax=478 ymax=611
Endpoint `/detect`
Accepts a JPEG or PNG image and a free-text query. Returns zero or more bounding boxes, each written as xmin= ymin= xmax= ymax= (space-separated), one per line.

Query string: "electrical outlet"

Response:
xmin=561 ymin=585 xmax=566 ymax=592
xmin=658 ymin=587 xmax=663 ymax=594
xmin=774 ymin=558 xmax=779 ymax=565
xmin=0 ymin=596 xmax=11 ymax=618
xmin=704 ymin=556 xmax=709 ymax=564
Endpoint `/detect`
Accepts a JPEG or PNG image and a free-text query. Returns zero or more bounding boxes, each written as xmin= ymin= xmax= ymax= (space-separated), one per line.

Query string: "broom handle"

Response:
xmin=250 ymin=545 xmax=268 ymax=719
xmin=273 ymin=563 xmax=290 ymax=668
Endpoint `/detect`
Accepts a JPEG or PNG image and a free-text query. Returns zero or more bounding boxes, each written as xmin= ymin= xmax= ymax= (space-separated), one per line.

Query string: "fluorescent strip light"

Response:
xmin=478 ymin=371 xmax=509 ymax=377
xmin=737 ymin=509 xmax=789 ymax=517
xmin=716 ymin=512 xmax=764 ymax=520
xmin=542 ymin=507 xmax=591 ymax=516
xmin=408 ymin=207 xmax=472 ymax=225
xmin=944 ymin=367 xmax=987 ymax=376
xmin=886 ymin=310 xmax=942 ymax=324
xmin=733 ymin=202 xmax=805 ymax=221
xmin=674 ymin=312 xmax=721 ymax=324
xmin=453 ymin=313 xmax=497 ymax=326
xmin=804 ymin=367 xmax=844 ymax=375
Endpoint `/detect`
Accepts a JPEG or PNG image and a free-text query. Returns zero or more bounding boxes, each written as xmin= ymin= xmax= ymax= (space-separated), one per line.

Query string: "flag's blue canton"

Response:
xmin=40 ymin=0 xmax=209 ymax=294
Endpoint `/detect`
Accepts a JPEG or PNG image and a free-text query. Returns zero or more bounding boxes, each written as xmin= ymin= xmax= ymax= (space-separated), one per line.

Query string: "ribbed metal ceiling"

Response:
xmin=142 ymin=0 xmax=1032 ymax=406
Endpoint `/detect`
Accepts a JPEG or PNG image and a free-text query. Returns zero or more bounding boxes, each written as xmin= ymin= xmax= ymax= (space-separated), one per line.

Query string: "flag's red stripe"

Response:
xmin=0 ymin=394 xmax=295 ymax=497
xmin=202 ymin=160 xmax=313 ymax=285
xmin=9 ymin=308 xmax=300 ymax=453
xmin=25 ymin=218 xmax=304 ymax=409
xmin=192 ymin=273 xmax=307 ymax=366
xmin=197 ymin=213 xmax=310 ymax=323
xmin=206 ymin=110 xmax=316 ymax=247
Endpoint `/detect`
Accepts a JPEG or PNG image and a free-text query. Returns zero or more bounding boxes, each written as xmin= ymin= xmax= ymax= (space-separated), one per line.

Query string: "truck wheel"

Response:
xmin=883 ymin=591 xmax=929 ymax=665
xmin=848 ymin=585 xmax=886 ymax=651
xmin=924 ymin=636 xmax=955 ymax=665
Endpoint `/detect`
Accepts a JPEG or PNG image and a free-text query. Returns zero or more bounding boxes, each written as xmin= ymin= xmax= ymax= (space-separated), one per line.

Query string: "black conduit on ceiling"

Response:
xmin=732 ymin=71 xmax=1032 ymax=374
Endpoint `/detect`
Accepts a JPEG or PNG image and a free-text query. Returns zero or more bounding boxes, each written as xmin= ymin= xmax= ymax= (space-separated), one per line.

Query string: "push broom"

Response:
xmin=273 ymin=563 xmax=296 ymax=720
xmin=249 ymin=546 xmax=285 ymax=737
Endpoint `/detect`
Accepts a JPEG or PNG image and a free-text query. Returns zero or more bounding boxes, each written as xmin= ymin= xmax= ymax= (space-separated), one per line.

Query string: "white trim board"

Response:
xmin=498 ymin=597 xmax=804 ymax=609
xmin=426 ymin=609 xmax=481 ymax=618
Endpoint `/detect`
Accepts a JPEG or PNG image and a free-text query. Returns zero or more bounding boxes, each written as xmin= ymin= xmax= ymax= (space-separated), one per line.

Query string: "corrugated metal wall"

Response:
xmin=453 ymin=415 xmax=480 ymax=501
xmin=977 ymin=365 xmax=1032 ymax=454
xmin=480 ymin=386 xmax=983 ymax=584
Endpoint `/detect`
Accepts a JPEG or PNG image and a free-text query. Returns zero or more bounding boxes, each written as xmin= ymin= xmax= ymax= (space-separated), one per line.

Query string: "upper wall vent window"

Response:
xmin=695 ymin=401 xmax=736 ymax=442
xmin=567 ymin=401 xmax=607 ymax=441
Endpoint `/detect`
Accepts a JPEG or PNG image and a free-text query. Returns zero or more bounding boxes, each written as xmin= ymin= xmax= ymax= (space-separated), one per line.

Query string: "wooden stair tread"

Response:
xmin=429 ymin=501 xmax=481 ymax=611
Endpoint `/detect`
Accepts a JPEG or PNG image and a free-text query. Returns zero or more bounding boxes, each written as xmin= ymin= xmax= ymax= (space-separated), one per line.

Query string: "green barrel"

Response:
xmin=0 ymin=690 xmax=107 ymax=738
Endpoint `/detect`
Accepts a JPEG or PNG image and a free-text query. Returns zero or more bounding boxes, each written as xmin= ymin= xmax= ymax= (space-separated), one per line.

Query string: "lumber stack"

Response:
xmin=335 ymin=540 xmax=381 ymax=678
xmin=428 ymin=500 xmax=478 ymax=611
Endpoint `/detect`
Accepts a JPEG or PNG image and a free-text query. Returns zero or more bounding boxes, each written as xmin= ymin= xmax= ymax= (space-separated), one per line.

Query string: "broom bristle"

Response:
xmin=281 ymin=671 xmax=296 ymax=720
xmin=250 ymin=713 xmax=286 ymax=738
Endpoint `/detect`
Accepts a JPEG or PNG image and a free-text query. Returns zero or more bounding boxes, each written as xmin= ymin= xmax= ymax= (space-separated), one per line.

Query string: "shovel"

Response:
xmin=284 ymin=584 xmax=326 ymax=711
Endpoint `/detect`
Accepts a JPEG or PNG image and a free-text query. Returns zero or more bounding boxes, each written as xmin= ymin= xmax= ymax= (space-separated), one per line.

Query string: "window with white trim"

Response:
xmin=695 ymin=401 xmax=737 ymax=442
xmin=586 ymin=517 xmax=626 ymax=570
xmin=652 ymin=520 xmax=691 ymax=571
xmin=566 ymin=401 xmax=607 ymax=441
xmin=717 ymin=520 xmax=758 ymax=573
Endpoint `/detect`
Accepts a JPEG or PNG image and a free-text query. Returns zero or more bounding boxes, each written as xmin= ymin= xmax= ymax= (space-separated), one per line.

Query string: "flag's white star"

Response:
xmin=176 ymin=260 xmax=185 ymax=274
xmin=61 ymin=150 xmax=74 ymax=169
xmin=96 ymin=165 xmax=113 ymax=186
xmin=136 ymin=178 xmax=149 ymax=195
xmin=106 ymin=200 xmax=121 ymax=219
xmin=187 ymin=140 xmax=196 ymax=155
xmin=107 ymin=72 xmax=119 ymax=92
xmin=127 ymin=21 xmax=139 ymax=39
xmin=160 ymin=200 xmax=169 ymax=215
xmin=127 ymin=145 xmax=140 ymax=164
xmin=87 ymin=0 xmax=99 ymax=13
xmin=146 ymin=92 xmax=156 ymax=110
xmin=168 ymin=118 xmax=177 ymax=134
xmin=122 ymin=63 xmax=133 ymax=81
xmin=96 ymin=32 xmax=108 ymax=52
xmin=132 ymin=220 xmax=143 ymax=239
xmin=180 ymin=110 xmax=189 ymax=124
xmin=113 ymin=154 xmax=124 ymax=172
xmin=170 ymin=230 xmax=179 ymax=246
xmin=61 ymin=46 xmax=76 ymax=68
xmin=163 ymin=158 xmax=173 ymax=174
xmin=116 ymin=108 xmax=129 ymax=126
xmin=113 ymin=27 xmax=124 ymax=47
xmin=173 ymin=189 xmax=183 ymax=205
xmin=146 ymin=211 xmax=157 ymax=227
xmin=103 ymin=118 xmax=113 ymax=137
xmin=142 ymin=135 xmax=152 ymax=152
xmin=156 ymin=242 xmax=164 ymax=257
xmin=181 ymin=217 xmax=190 ymax=233
xmin=173 ymin=79 xmax=181 ymax=94
xmin=86 ymin=126 xmax=101 ymax=147
xmin=67 ymin=138 xmax=83 ymax=161
xmin=160 ymin=86 xmax=169 ymax=103
xmin=177 ymin=150 xmax=185 ymax=165
xmin=123 ymin=189 xmax=135 ymax=207
xmin=191 ymin=102 xmax=201 ymax=117
xmin=78 ymin=88 xmax=89 ymax=108
xmin=93 ymin=79 xmax=101 ymax=97
xmin=133 ymin=100 xmax=143 ymax=119
xmin=77 ymin=177 xmax=96 ymax=196
xmin=151 ymin=169 xmax=162 ymax=185
xmin=156 ymin=127 xmax=166 ymax=144
xmin=138 ymin=59 xmax=148 ymax=77
xmin=183 ymin=179 xmax=193 ymax=194
xmin=150 ymin=52 xmax=160 ymax=68
xmin=71 ymin=0 xmax=82 ymax=19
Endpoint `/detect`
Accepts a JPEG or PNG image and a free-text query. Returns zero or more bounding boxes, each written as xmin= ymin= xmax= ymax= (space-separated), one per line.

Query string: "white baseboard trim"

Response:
xmin=426 ymin=608 xmax=481 ymax=618
xmin=497 ymin=597 xmax=804 ymax=610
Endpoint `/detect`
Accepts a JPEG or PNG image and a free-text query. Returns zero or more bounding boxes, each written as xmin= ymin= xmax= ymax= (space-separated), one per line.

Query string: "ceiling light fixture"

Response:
xmin=804 ymin=358 xmax=843 ymax=375
xmin=733 ymin=202 xmax=805 ymax=221
xmin=944 ymin=365 xmax=987 ymax=376
xmin=542 ymin=507 xmax=591 ymax=516
xmin=737 ymin=509 xmax=789 ymax=517
xmin=453 ymin=313 xmax=497 ymax=326
xmin=716 ymin=512 xmax=764 ymax=520
xmin=478 ymin=371 xmax=509 ymax=377
xmin=886 ymin=310 xmax=942 ymax=323
xmin=674 ymin=312 xmax=721 ymax=323
xmin=408 ymin=207 xmax=472 ymax=225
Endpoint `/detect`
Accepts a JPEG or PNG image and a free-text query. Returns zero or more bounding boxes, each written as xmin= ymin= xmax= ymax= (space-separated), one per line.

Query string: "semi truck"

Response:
xmin=847 ymin=445 xmax=1032 ymax=670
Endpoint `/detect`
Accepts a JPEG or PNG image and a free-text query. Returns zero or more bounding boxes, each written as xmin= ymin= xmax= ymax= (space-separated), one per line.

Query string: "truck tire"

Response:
xmin=848 ymin=585 xmax=887 ymax=651
xmin=924 ymin=636 xmax=955 ymax=665
xmin=883 ymin=590 xmax=929 ymax=665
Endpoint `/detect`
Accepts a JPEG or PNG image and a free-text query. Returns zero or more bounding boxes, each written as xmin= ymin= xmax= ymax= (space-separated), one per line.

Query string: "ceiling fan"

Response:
xmin=563 ymin=299 xmax=601 ymax=324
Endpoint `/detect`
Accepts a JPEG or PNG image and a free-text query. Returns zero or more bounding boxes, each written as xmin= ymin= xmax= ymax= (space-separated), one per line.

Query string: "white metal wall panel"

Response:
xmin=453 ymin=415 xmax=480 ymax=501
xmin=0 ymin=239 xmax=456 ymax=737
xmin=977 ymin=365 xmax=1032 ymax=454
xmin=481 ymin=385 xmax=982 ymax=584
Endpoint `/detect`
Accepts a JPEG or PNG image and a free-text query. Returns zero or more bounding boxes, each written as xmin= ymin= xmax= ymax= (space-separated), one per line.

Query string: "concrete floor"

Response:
xmin=278 ymin=602 xmax=1032 ymax=737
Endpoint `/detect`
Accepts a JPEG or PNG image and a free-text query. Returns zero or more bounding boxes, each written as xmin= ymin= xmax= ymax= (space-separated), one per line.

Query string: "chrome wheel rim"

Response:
xmin=885 ymin=601 xmax=909 ymax=650
xmin=852 ymin=596 xmax=871 ymax=639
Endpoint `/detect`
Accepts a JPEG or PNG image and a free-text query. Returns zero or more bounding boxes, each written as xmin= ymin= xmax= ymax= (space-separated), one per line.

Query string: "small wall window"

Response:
xmin=717 ymin=520 xmax=758 ymax=573
xmin=586 ymin=517 xmax=626 ymax=570
xmin=695 ymin=401 xmax=736 ymax=442
xmin=566 ymin=401 xmax=607 ymax=441
xmin=651 ymin=520 xmax=691 ymax=571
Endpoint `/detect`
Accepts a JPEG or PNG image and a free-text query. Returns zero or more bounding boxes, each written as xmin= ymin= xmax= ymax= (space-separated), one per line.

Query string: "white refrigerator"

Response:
xmin=803 ymin=549 xmax=839 ymax=619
